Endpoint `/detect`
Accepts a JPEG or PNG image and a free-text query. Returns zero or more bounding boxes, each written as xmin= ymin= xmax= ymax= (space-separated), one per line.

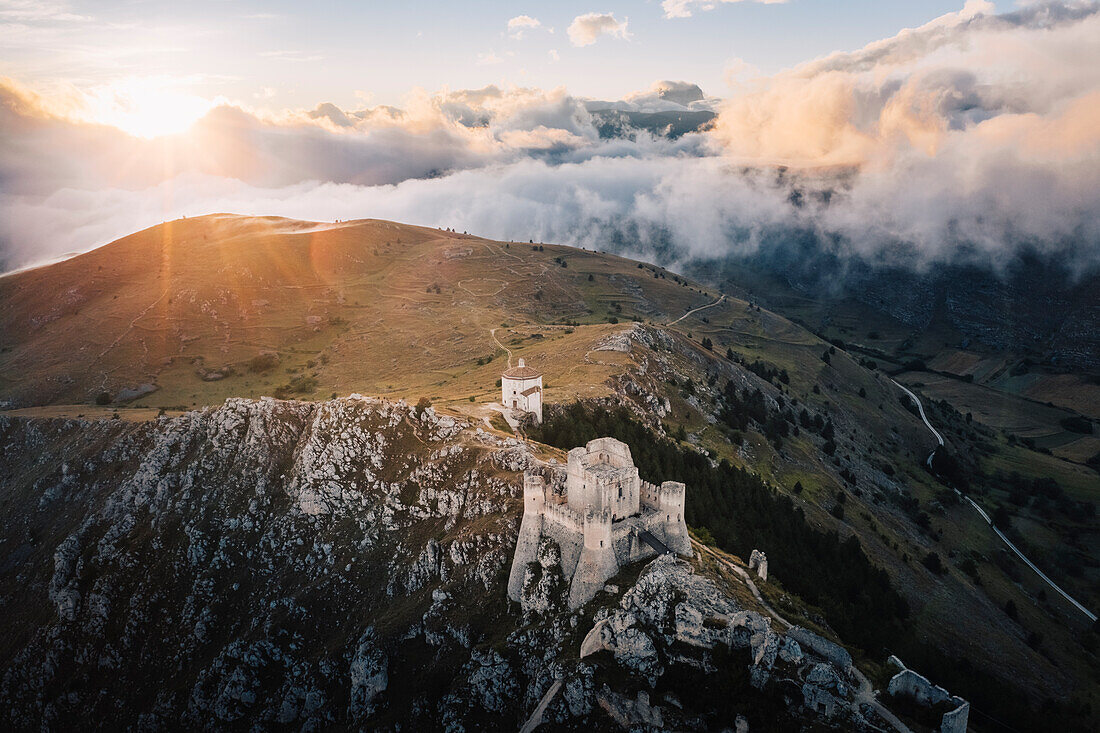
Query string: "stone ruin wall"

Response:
xmin=887 ymin=667 xmax=969 ymax=733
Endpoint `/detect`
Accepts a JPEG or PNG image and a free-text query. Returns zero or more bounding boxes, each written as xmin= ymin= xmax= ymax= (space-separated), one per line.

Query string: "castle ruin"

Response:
xmin=508 ymin=437 xmax=692 ymax=609
xmin=886 ymin=656 xmax=969 ymax=733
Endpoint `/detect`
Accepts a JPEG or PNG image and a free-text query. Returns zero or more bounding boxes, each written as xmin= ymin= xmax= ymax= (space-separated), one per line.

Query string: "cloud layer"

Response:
xmin=2 ymin=1 xmax=1099 ymax=278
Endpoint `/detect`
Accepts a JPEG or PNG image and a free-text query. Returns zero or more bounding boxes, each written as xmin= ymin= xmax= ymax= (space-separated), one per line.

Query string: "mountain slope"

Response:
xmin=1 ymin=214 xmax=1097 ymax=729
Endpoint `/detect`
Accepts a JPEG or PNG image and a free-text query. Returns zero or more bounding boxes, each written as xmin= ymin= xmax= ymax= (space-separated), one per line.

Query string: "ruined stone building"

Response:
xmin=508 ymin=437 xmax=691 ymax=609
xmin=886 ymin=657 xmax=969 ymax=733
xmin=501 ymin=358 xmax=542 ymax=423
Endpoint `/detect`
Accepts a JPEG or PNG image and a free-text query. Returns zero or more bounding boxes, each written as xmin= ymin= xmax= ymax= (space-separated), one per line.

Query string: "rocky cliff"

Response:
xmin=0 ymin=396 xmax=880 ymax=731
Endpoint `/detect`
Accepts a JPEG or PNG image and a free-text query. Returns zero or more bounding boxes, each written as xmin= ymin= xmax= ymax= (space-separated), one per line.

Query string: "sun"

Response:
xmin=86 ymin=78 xmax=215 ymax=139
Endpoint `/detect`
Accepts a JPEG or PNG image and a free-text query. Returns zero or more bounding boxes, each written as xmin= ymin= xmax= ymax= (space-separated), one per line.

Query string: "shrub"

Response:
xmin=248 ymin=353 xmax=279 ymax=373
xmin=922 ymin=552 xmax=946 ymax=574
xmin=1060 ymin=416 xmax=1093 ymax=434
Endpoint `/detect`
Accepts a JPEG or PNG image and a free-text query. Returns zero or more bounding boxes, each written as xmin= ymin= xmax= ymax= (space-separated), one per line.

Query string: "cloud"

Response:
xmin=588 ymin=80 xmax=718 ymax=113
xmin=567 ymin=12 xmax=630 ymax=47
xmin=662 ymin=0 xmax=788 ymax=21
xmin=0 ymin=0 xmax=88 ymax=23
xmin=2 ymin=1 xmax=1100 ymax=283
xmin=476 ymin=51 xmax=504 ymax=66
xmin=507 ymin=14 xmax=541 ymax=39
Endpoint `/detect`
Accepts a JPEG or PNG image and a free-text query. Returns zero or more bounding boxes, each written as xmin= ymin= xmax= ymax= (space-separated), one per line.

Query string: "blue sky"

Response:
xmin=3 ymin=1 xmax=970 ymax=108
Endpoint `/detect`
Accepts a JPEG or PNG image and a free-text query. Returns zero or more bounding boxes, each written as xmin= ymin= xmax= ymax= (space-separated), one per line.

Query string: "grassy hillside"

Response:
xmin=0 ymin=214 xmax=715 ymax=415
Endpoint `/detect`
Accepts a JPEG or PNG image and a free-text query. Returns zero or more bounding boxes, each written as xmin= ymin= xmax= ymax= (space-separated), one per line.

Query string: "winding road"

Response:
xmin=892 ymin=379 xmax=1097 ymax=623
xmin=668 ymin=294 xmax=725 ymax=326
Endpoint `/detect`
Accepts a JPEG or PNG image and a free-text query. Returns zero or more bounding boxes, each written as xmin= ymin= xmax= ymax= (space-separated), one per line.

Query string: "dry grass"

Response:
xmin=0 ymin=214 xmax=712 ymax=413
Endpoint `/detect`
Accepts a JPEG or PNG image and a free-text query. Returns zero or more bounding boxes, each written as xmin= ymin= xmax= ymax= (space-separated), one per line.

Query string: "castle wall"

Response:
xmin=568 ymin=510 xmax=618 ymax=609
xmin=566 ymin=448 xmax=589 ymax=511
xmin=593 ymin=469 xmax=640 ymax=521
xmin=888 ymin=668 xmax=969 ymax=733
xmin=941 ymin=702 xmax=969 ymax=733
xmin=541 ymin=507 xmax=583 ymax=580
xmin=657 ymin=481 xmax=691 ymax=555
xmin=507 ymin=508 xmax=545 ymax=602
xmin=584 ymin=437 xmax=634 ymax=469
xmin=887 ymin=669 xmax=955 ymax=707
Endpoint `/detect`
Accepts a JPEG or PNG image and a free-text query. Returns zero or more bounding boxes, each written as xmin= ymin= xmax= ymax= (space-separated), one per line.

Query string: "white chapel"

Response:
xmin=501 ymin=358 xmax=543 ymax=423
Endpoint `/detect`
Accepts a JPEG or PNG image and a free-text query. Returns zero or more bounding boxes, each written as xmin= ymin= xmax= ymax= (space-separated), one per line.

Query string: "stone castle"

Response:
xmin=508 ymin=437 xmax=691 ymax=609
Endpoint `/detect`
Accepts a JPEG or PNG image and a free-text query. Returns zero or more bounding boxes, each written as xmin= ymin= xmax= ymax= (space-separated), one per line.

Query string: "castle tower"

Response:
xmin=568 ymin=508 xmax=618 ymax=609
xmin=507 ymin=474 xmax=548 ymax=602
xmin=656 ymin=481 xmax=691 ymax=555
xmin=565 ymin=438 xmax=641 ymax=520
xmin=501 ymin=358 xmax=543 ymax=423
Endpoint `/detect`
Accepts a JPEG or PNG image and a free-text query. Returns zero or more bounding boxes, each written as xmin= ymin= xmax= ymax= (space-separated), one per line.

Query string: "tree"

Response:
xmin=701 ymin=337 xmax=713 ymax=351
xmin=726 ymin=347 xmax=735 ymax=360
xmin=1004 ymin=599 xmax=1018 ymax=620
xmin=415 ymin=397 xmax=432 ymax=416
xmin=95 ymin=392 xmax=111 ymax=405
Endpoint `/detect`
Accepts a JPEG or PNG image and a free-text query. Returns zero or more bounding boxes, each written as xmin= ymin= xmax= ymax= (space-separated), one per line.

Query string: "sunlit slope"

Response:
xmin=0 ymin=214 xmax=716 ymax=408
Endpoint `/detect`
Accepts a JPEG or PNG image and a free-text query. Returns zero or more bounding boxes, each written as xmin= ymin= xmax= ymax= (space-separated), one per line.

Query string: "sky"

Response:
xmin=1 ymin=1 xmax=1099 ymax=274
xmin=3 ymin=1 xmax=967 ymax=112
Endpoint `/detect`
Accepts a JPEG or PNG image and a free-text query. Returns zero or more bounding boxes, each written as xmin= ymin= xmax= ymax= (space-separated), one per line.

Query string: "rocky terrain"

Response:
xmin=0 ymin=395 xmax=902 ymax=731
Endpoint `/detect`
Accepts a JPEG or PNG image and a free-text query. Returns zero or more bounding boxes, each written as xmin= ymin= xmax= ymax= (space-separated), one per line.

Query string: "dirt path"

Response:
xmin=519 ymin=679 xmax=562 ymax=733
xmin=693 ymin=539 xmax=790 ymax=628
xmin=93 ymin=287 xmax=171 ymax=365
xmin=692 ymin=540 xmax=912 ymax=733
xmin=668 ymin=294 xmax=725 ymax=326
xmin=489 ymin=327 xmax=512 ymax=369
